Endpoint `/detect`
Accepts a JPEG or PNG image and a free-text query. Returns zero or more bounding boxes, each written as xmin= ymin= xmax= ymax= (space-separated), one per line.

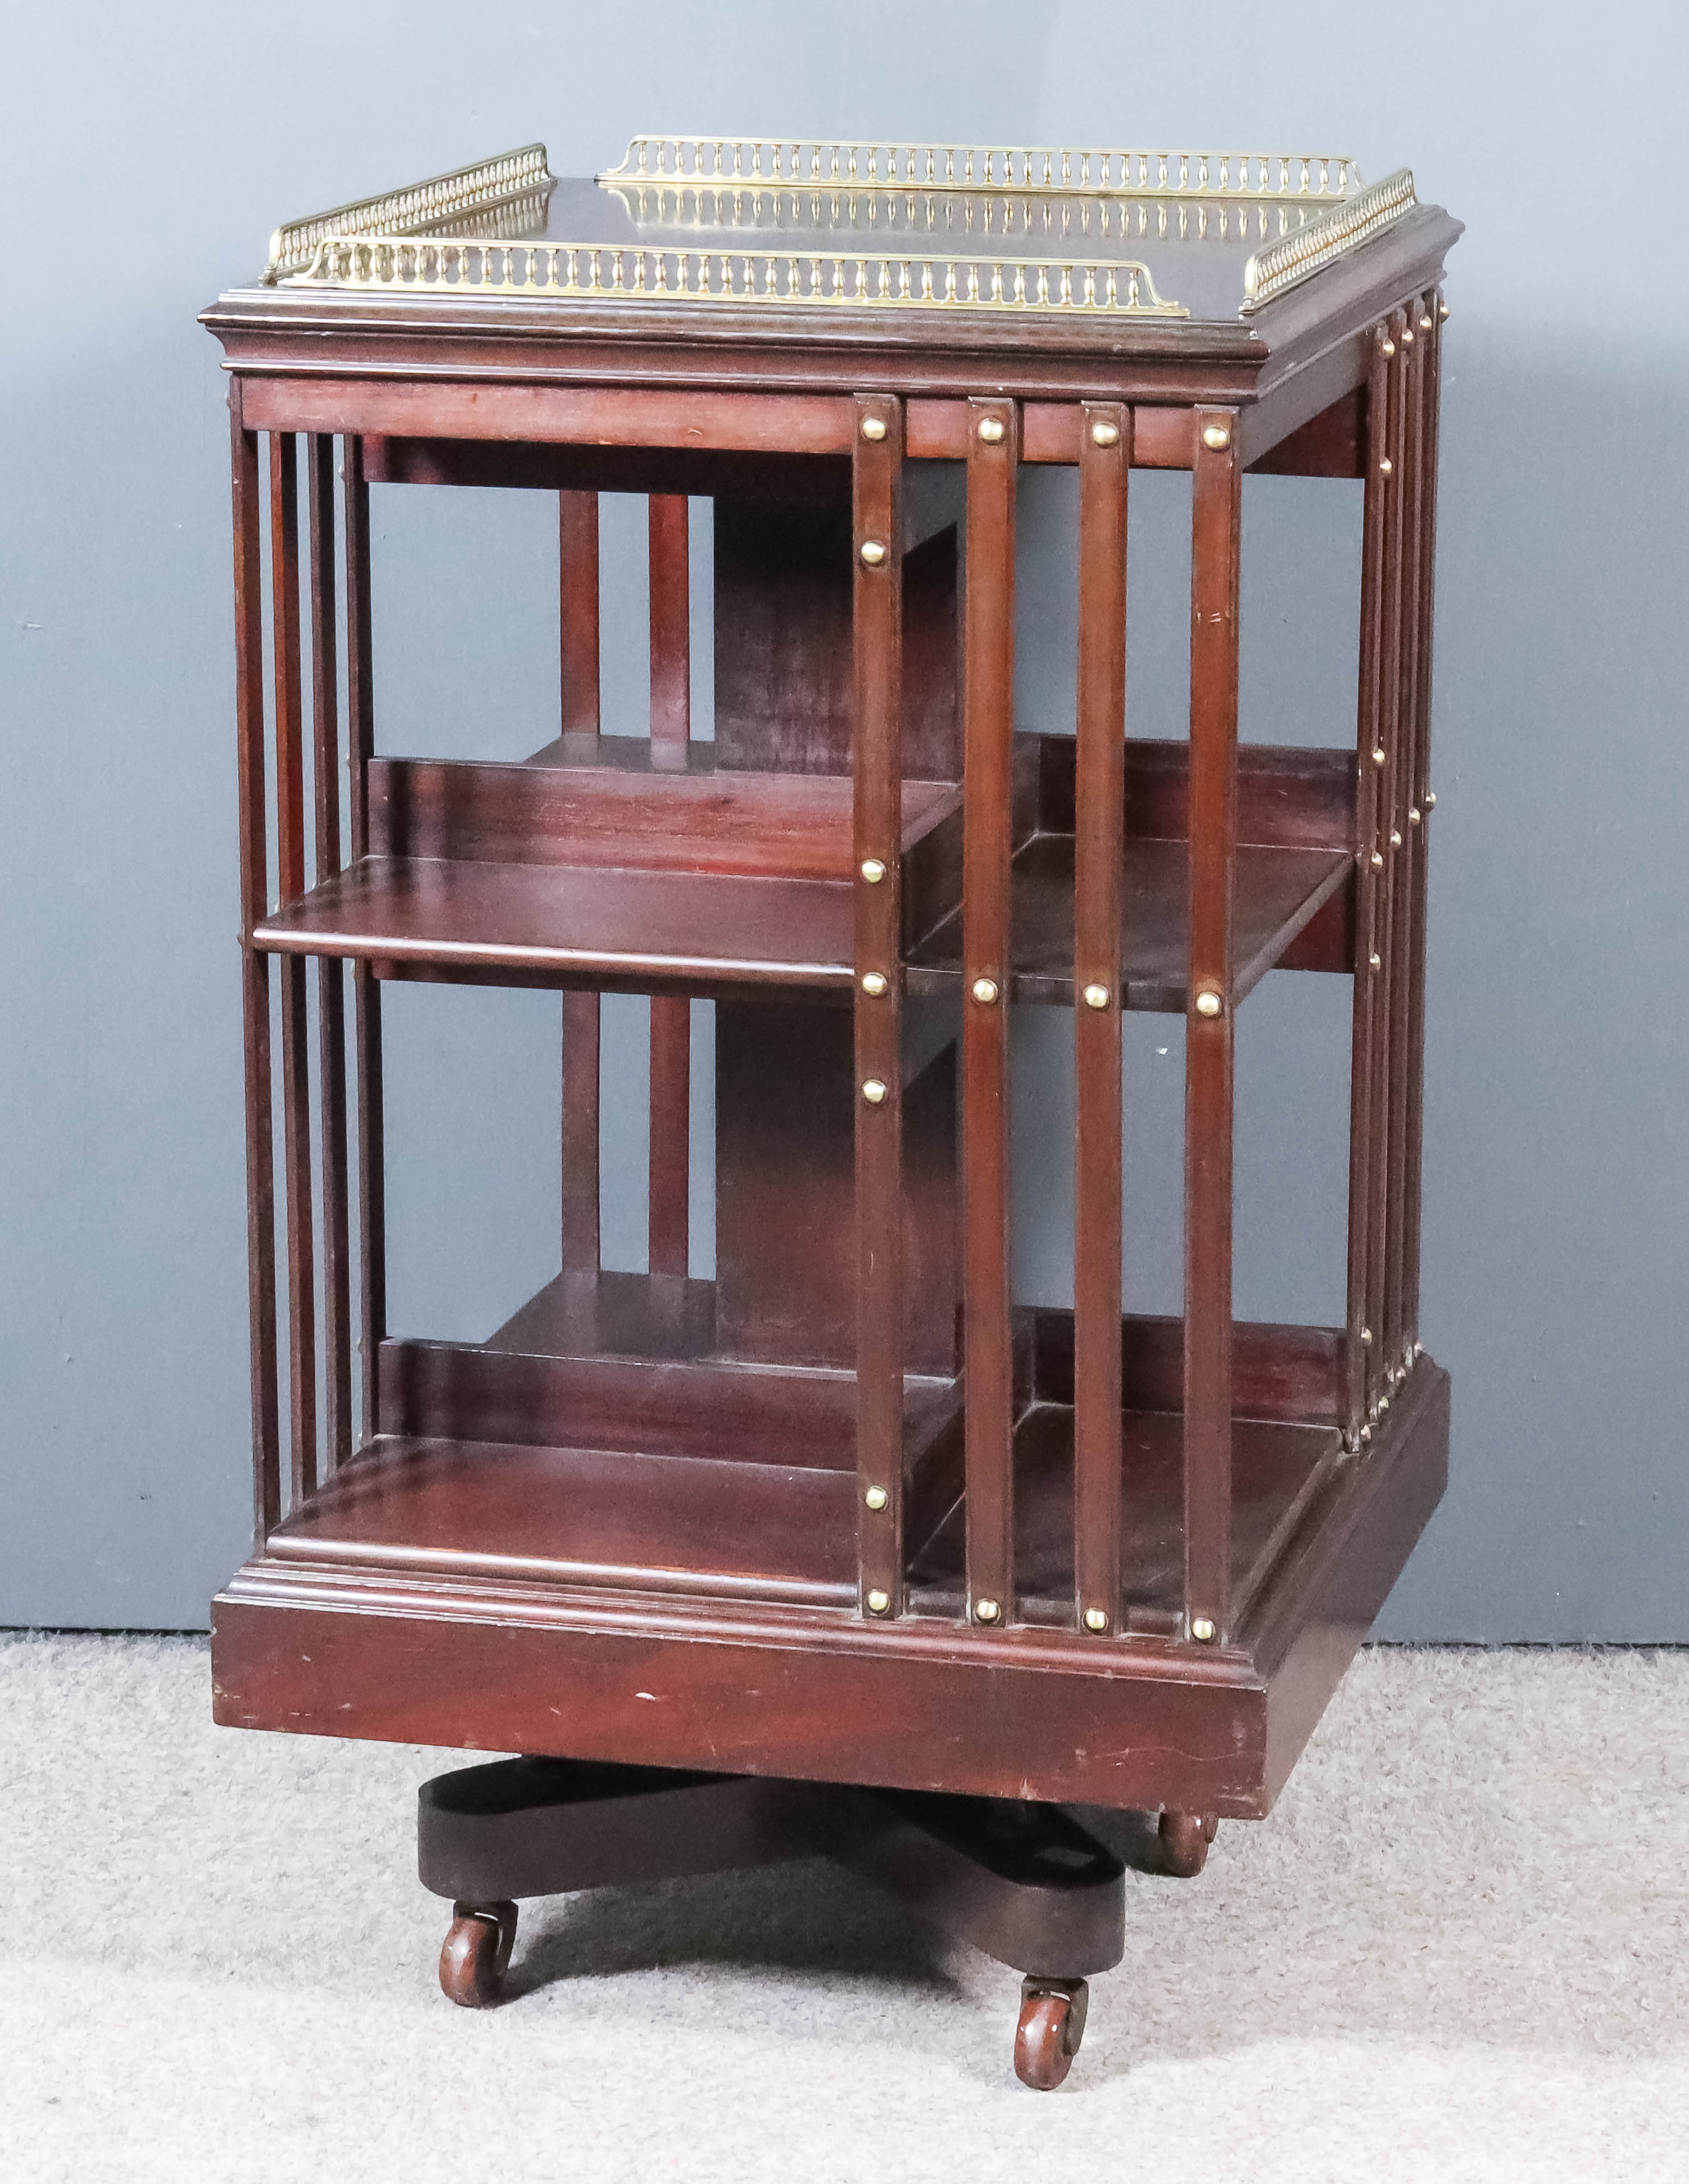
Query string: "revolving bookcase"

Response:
xmin=205 ymin=137 xmax=1460 ymax=2088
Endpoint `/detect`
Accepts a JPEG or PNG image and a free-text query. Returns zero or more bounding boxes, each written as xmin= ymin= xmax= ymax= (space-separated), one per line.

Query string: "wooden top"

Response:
xmin=206 ymin=137 xmax=1461 ymax=390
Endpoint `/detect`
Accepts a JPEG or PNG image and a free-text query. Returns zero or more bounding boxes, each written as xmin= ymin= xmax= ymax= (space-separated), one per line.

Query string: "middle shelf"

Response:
xmin=254 ymin=732 xmax=1357 ymax=1006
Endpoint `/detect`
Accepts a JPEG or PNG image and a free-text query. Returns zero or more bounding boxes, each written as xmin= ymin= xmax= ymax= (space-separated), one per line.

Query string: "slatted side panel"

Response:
xmin=852 ymin=397 xmax=905 ymax=1618
xmin=962 ymin=397 xmax=1019 ymax=1629
xmin=1384 ymin=305 xmax=1427 ymax=1394
xmin=559 ymin=490 xmax=603 ymax=1273
xmin=269 ymin=434 xmax=318 ymax=1508
xmin=307 ymin=435 xmax=352 ymax=1476
xmin=1344 ymin=325 xmax=1394 ymax=1449
xmin=1184 ymin=407 xmax=1242 ymax=1647
xmin=647 ymin=494 xmax=692 ymax=1277
xmin=1401 ymin=292 xmax=1446 ymax=1351
xmin=232 ymin=404 xmax=280 ymax=1543
xmin=1363 ymin=314 xmax=1408 ymax=1432
xmin=1072 ymin=403 xmax=1130 ymax=1637
xmin=343 ymin=436 xmax=386 ymax=1445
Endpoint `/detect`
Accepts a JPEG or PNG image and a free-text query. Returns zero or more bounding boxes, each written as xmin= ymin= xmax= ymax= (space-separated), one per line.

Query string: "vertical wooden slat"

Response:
xmin=1402 ymin=293 xmax=1446 ymax=1352
xmin=1366 ymin=314 xmax=1409 ymax=1428
xmin=1384 ymin=306 xmax=1428 ymax=1390
xmin=269 ymin=433 xmax=316 ymax=1508
xmin=852 ymin=398 xmax=905 ymax=1617
xmin=647 ymin=495 xmax=692 ymax=1276
xmin=1344 ymin=324 xmax=1394 ymax=1449
xmin=308 ymin=435 xmax=351 ymax=1475
xmin=559 ymin=491 xmax=603 ymax=1274
xmin=560 ymin=490 xmax=601 ymax=735
xmin=231 ymin=397 xmax=279 ymax=1544
xmin=962 ymin=396 xmax=1018 ymax=1627
xmin=1184 ymin=406 xmax=1242 ymax=1644
xmin=343 ymin=436 xmax=385 ymax=1441
xmin=1073 ymin=403 xmax=1129 ymax=1635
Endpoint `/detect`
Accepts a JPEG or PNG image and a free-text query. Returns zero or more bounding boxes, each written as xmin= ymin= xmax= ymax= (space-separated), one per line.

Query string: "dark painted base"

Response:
xmin=418 ymin=1751 xmax=1213 ymax=2088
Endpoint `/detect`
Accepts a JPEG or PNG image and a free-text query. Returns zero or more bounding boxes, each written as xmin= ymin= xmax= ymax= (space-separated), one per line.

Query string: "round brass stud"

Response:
xmin=1389 ymin=828 xmax=1403 ymax=848
xmin=861 ymin=1078 xmax=887 ymax=1106
xmin=1369 ymin=951 xmax=1382 ymax=971
xmin=1409 ymin=806 xmax=1422 ymax=826
xmin=973 ymin=1597 xmax=1001 ymax=1625
xmin=1361 ymin=1326 xmax=1374 ymax=1345
xmin=1401 ymin=326 xmax=1415 ymax=346
xmin=858 ymin=539 xmax=886 ymax=567
xmin=1190 ymin=1616 xmax=1217 ymax=1644
xmin=1360 ymin=1423 xmax=1373 ymax=1444
xmin=971 ymin=976 xmax=1000 ymax=1006
xmin=860 ymin=415 xmax=887 ymax=442
xmin=1083 ymin=1607 xmax=1110 ymax=1634
xmin=1439 ymin=300 xmax=1451 ymax=320
xmin=1082 ymin=983 xmax=1110 ymax=1010
xmin=1381 ymin=337 xmax=1397 ymax=358
xmin=1370 ymin=850 xmax=1384 ymax=869
xmin=1089 ymin=418 xmax=1120 ymax=447
xmin=860 ymin=857 xmax=886 ymax=884
xmin=864 ymin=1485 xmax=889 ymax=1512
xmin=1379 ymin=457 xmax=1394 ymax=476
xmin=977 ymin=415 xmax=1006 ymax=445
xmin=1194 ymin=988 xmax=1222 ymax=1019
xmin=1201 ymin=421 xmax=1232 ymax=451
xmin=1424 ymin=789 xmax=1437 ymax=809
xmin=861 ymin=971 xmax=888 ymax=997
xmin=1419 ymin=313 xmax=1434 ymax=331
xmin=1379 ymin=1394 xmax=1391 ymax=1413
xmin=866 ymin=1588 xmax=890 ymax=1615
xmin=1372 ymin=747 xmax=1388 ymax=767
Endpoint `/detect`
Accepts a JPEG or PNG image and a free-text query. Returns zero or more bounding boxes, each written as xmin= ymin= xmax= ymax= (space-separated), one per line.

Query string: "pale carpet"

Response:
xmin=2 ymin=1634 xmax=1686 ymax=2183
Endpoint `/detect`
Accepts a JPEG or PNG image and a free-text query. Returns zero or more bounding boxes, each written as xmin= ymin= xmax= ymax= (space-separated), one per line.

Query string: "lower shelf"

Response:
xmin=264 ymin=1405 xmax=1339 ymax=1624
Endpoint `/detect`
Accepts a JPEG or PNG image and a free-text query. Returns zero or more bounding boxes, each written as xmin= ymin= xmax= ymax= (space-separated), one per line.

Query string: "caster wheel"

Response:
xmin=1013 ymin=1976 xmax=1089 ymax=2091
xmin=1159 ymin=1810 xmax=1219 ymax=1878
xmin=439 ymin=1898 xmax=518 ymax=2007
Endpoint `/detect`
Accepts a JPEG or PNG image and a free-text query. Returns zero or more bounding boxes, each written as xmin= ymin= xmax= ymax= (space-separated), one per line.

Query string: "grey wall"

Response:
xmin=3 ymin=3 xmax=1685 ymax=1635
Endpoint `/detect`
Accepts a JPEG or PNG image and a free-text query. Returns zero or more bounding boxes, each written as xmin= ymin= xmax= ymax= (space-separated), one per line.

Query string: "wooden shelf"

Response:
xmin=253 ymin=748 xmax=962 ymax=992
xmin=910 ymin=1406 xmax=1342 ymax=1630
xmin=908 ymin=833 xmax=1352 ymax=1010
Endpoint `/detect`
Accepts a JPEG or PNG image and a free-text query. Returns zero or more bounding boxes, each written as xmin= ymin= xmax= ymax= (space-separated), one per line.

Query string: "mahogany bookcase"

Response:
xmin=205 ymin=138 xmax=1460 ymax=2088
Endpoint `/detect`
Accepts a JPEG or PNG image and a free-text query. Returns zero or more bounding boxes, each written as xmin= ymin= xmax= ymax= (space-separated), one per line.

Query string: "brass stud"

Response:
xmin=864 ymin=1485 xmax=889 ymax=1512
xmin=1369 ymin=951 xmax=1382 ymax=970
xmin=1361 ymin=1326 xmax=1373 ymax=1345
xmin=1194 ymin=988 xmax=1222 ymax=1019
xmin=866 ymin=1588 xmax=890 ymax=1615
xmin=1389 ymin=829 xmax=1403 ymax=848
xmin=1401 ymin=326 xmax=1415 ymax=346
xmin=859 ymin=539 xmax=887 ymax=567
xmin=860 ymin=857 xmax=886 ymax=884
xmin=1082 ymin=983 xmax=1110 ymax=1010
xmin=976 ymin=415 xmax=1006 ymax=444
xmin=1409 ymin=806 xmax=1422 ymax=825
xmin=972 ymin=976 xmax=1000 ymax=1006
xmin=1371 ymin=747 xmax=1388 ymax=767
xmin=1419 ymin=312 xmax=1434 ymax=331
xmin=1360 ymin=1423 xmax=1373 ymax=1444
xmin=862 ymin=1078 xmax=887 ymax=1105
xmin=1083 ymin=1607 xmax=1110 ymax=1634
xmin=1379 ymin=1394 xmax=1391 ymax=1413
xmin=973 ymin=1597 xmax=1001 ymax=1625
xmin=1380 ymin=337 xmax=1396 ymax=357
xmin=1190 ymin=1616 xmax=1217 ymax=1644
xmin=1089 ymin=418 xmax=1120 ymax=447
xmin=1201 ymin=421 xmax=1231 ymax=451
xmin=1370 ymin=851 xmax=1384 ymax=869
xmin=861 ymin=971 xmax=888 ymax=997
xmin=1379 ymin=457 xmax=1393 ymax=476
xmin=1424 ymin=790 xmax=1437 ymax=809
xmin=860 ymin=415 xmax=887 ymax=442
xmin=1439 ymin=300 xmax=1451 ymax=321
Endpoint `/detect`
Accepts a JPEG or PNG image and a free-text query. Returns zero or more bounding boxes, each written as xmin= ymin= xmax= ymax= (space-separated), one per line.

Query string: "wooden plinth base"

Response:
xmin=418 ymin=1755 xmax=1215 ymax=2089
